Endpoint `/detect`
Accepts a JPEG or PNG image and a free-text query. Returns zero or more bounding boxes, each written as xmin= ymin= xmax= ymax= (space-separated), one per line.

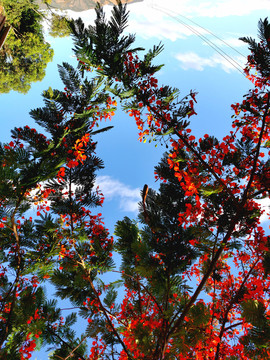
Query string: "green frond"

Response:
xmin=240 ymin=18 xmax=270 ymax=78
xmin=108 ymin=0 xmax=129 ymax=35
xmin=58 ymin=62 xmax=81 ymax=93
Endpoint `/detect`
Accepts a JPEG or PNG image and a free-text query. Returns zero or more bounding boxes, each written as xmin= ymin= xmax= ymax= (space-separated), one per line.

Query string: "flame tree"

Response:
xmin=0 ymin=2 xmax=269 ymax=359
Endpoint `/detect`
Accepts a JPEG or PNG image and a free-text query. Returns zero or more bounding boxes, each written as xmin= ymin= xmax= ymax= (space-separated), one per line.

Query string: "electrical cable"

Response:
xmin=149 ymin=2 xmax=246 ymax=76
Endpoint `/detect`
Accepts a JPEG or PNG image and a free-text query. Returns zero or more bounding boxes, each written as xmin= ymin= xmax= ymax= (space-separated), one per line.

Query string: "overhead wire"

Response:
xmin=152 ymin=4 xmax=245 ymax=75
xmin=158 ymin=5 xmax=246 ymax=59
xmin=149 ymin=2 xmax=247 ymax=77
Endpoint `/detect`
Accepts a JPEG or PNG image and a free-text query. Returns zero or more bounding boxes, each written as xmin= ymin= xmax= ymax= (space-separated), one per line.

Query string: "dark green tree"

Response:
xmin=114 ymin=153 xmax=204 ymax=357
xmin=0 ymin=0 xmax=54 ymax=94
xmin=116 ymin=152 xmax=198 ymax=286
xmin=0 ymin=60 xmax=116 ymax=359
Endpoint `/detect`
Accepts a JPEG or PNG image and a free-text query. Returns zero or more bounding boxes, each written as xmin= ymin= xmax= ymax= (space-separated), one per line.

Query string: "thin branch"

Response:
xmin=168 ymin=218 xmax=238 ymax=337
xmin=47 ymin=327 xmax=88 ymax=360
xmin=111 ymin=269 xmax=164 ymax=314
xmin=64 ymin=335 xmax=87 ymax=360
xmin=214 ymin=258 xmax=259 ymax=360
xmin=224 ymin=321 xmax=244 ymax=332
xmin=76 ymin=258 xmax=133 ymax=360
xmin=241 ymin=92 xmax=270 ymax=205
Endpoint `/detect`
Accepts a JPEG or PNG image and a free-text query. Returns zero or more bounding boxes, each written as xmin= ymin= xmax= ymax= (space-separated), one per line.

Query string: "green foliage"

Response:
xmin=0 ymin=0 xmax=54 ymax=94
xmin=200 ymin=184 xmax=223 ymax=196
xmin=69 ymin=0 xmax=196 ymax=143
xmin=263 ymin=237 xmax=270 ymax=276
xmin=0 ymin=0 xmax=38 ymax=28
xmin=49 ymin=13 xmax=72 ymax=38
xmin=0 ymin=31 xmax=53 ymax=94
xmin=115 ymin=152 xmax=198 ymax=297
xmin=0 ymin=38 xmax=115 ymax=356
xmin=240 ymin=17 xmax=270 ymax=79
xmin=240 ymin=300 xmax=270 ymax=358
xmin=69 ymin=1 xmax=144 ymax=78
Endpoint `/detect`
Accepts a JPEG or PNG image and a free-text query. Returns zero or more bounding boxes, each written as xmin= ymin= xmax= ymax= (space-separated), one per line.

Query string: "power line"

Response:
xmin=150 ymin=3 xmax=246 ymax=76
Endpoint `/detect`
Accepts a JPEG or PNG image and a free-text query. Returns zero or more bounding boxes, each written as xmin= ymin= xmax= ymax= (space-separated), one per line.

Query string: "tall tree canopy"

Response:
xmin=0 ymin=0 xmax=54 ymax=94
xmin=0 ymin=2 xmax=269 ymax=359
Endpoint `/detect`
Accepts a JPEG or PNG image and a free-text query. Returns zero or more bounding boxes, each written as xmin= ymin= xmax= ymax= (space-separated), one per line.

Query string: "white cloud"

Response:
xmin=256 ymin=198 xmax=270 ymax=224
xmin=122 ymin=0 xmax=270 ymax=42
xmin=27 ymin=176 xmax=140 ymax=213
xmin=175 ymin=51 xmax=245 ymax=73
xmin=96 ymin=175 xmax=141 ymax=212
xmin=144 ymin=0 xmax=270 ymax=18
xmin=205 ymin=37 xmax=245 ymax=49
xmin=58 ymin=0 xmax=270 ymax=46
xmin=127 ymin=16 xmax=208 ymax=42
xmin=65 ymin=8 xmax=97 ymax=24
xmin=126 ymin=1 xmax=209 ymax=41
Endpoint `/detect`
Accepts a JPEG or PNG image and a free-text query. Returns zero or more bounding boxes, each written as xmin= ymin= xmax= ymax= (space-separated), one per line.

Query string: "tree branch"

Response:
xmin=76 ymin=258 xmax=133 ymax=359
xmin=214 ymin=258 xmax=259 ymax=360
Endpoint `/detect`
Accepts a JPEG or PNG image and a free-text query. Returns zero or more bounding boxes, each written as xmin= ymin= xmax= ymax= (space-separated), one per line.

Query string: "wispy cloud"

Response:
xmin=175 ymin=51 xmax=245 ymax=73
xmin=142 ymin=0 xmax=270 ymax=19
xmin=96 ymin=175 xmax=141 ymax=212
xmin=256 ymin=198 xmax=270 ymax=224
xmin=63 ymin=0 xmax=270 ymax=45
xmin=28 ymin=176 xmax=141 ymax=214
xmin=128 ymin=17 xmax=208 ymax=42
xmin=204 ymin=37 xmax=245 ymax=49
xmin=123 ymin=0 xmax=270 ymax=42
xmin=127 ymin=2 xmax=209 ymax=42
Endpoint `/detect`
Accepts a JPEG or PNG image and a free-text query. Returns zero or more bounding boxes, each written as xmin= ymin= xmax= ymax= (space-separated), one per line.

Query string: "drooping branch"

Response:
xmin=0 ymin=200 xmax=23 ymax=347
xmin=241 ymin=91 xmax=270 ymax=204
xmin=46 ymin=327 xmax=88 ymax=360
xmin=168 ymin=218 xmax=239 ymax=337
xmin=214 ymin=258 xmax=260 ymax=360
xmin=76 ymin=257 xmax=133 ymax=360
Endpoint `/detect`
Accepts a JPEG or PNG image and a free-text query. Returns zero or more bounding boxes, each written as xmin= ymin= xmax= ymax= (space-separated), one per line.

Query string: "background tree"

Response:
xmin=49 ymin=12 xmax=71 ymax=38
xmin=0 ymin=32 xmax=53 ymax=94
xmin=0 ymin=0 xmax=54 ymax=94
